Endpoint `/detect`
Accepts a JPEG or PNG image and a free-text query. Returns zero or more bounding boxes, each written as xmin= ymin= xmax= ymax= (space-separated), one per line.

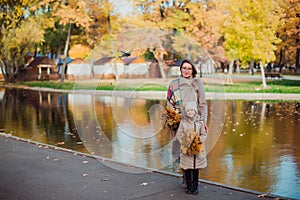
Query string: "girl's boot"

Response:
xmin=184 ymin=169 xmax=192 ymax=194
xmin=192 ymin=180 xmax=198 ymax=195
xmin=192 ymin=169 xmax=199 ymax=195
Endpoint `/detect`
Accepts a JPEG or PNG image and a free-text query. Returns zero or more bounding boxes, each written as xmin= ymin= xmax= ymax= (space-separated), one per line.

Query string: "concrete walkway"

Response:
xmin=0 ymin=134 xmax=287 ymax=200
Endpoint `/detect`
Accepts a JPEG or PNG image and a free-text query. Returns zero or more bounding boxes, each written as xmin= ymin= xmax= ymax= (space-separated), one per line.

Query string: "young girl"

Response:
xmin=175 ymin=101 xmax=207 ymax=195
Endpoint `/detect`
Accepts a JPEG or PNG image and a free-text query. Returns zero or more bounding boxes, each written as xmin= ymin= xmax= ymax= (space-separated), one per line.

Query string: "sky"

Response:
xmin=111 ymin=0 xmax=134 ymax=17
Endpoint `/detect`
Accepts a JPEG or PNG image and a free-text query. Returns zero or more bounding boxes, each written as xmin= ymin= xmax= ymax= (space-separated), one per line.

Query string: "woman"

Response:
xmin=167 ymin=59 xmax=207 ymax=123
xmin=166 ymin=59 xmax=208 ymax=186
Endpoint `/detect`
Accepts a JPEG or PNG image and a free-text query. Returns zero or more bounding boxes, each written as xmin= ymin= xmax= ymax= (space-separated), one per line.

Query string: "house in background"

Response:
xmin=121 ymin=56 xmax=149 ymax=78
xmin=165 ymin=59 xmax=183 ymax=77
xmin=57 ymin=55 xmax=73 ymax=74
xmin=66 ymin=58 xmax=91 ymax=80
xmin=17 ymin=56 xmax=59 ymax=81
xmin=67 ymin=56 xmax=150 ymax=80
xmin=93 ymin=57 xmax=125 ymax=79
xmin=16 ymin=53 xmax=153 ymax=81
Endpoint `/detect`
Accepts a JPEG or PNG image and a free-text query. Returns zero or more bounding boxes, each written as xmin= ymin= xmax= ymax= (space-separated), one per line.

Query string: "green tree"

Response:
xmin=42 ymin=23 xmax=68 ymax=59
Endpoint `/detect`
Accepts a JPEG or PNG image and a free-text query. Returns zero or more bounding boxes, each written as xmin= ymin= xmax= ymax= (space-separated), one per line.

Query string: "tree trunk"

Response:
xmin=295 ymin=48 xmax=300 ymax=74
xmin=249 ymin=60 xmax=254 ymax=75
xmin=108 ymin=14 xmax=119 ymax=81
xmin=61 ymin=94 xmax=70 ymax=133
xmin=90 ymin=60 xmax=94 ymax=79
xmin=60 ymin=22 xmax=71 ymax=83
xmin=260 ymin=61 xmax=268 ymax=89
xmin=153 ymin=50 xmax=166 ymax=79
xmin=0 ymin=60 xmax=8 ymax=81
xmin=279 ymin=48 xmax=283 ymax=73
xmin=226 ymin=59 xmax=234 ymax=84
xmin=236 ymin=60 xmax=240 ymax=74
xmin=157 ymin=60 xmax=166 ymax=79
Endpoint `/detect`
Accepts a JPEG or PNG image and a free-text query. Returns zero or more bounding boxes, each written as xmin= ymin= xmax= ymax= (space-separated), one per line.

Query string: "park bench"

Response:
xmin=265 ymin=71 xmax=282 ymax=79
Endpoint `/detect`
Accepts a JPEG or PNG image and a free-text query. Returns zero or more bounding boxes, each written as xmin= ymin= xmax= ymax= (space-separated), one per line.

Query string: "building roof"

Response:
xmin=94 ymin=57 xmax=113 ymax=65
xmin=57 ymin=55 xmax=73 ymax=65
xmin=173 ymin=59 xmax=183 ymax=66
xmin=69 ymin=58 xmax=88 ymax=64
xmin=27 ymin=56 xmax=56 ymax=68
xmin=122 ymin=57 xmax=136 ymax=65
xmin=122 ymin=57 xmax=146 ymax=65
xmin=165 ymin=59 xmax=183 ymax=67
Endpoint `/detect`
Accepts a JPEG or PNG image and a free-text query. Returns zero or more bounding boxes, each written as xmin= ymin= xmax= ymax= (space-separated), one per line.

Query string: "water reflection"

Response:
xmin=0 ymin=88 xmax=88 ymax=153
xmin=0 ymin=88 xmax=299 ymax=199
xmin=69 ymin=93 xmax=174 ymax=170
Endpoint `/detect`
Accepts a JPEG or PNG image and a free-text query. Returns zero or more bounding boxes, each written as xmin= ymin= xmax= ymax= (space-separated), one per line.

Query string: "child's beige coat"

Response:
xmin=175 ymin=115 xmax=207 ymax=170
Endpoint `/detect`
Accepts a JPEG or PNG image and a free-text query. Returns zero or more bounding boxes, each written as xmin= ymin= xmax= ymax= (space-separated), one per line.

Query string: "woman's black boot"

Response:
xmin=185 ymin=181 xmax=192 ymax=194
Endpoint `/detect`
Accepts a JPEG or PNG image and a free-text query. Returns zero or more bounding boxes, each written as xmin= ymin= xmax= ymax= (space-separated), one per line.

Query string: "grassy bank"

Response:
xmin=13 ymin=79 xmax=300 ymax=94
xmin=207 ymin=80 xmax=300 ymax=93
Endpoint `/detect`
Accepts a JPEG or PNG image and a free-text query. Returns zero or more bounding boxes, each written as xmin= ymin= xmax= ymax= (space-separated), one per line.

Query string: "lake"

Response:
xmin=0 ymin=88 xmax=299 ymax=199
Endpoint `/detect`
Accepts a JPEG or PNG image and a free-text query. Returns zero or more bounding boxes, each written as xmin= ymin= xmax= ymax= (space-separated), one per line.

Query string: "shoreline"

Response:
xmin=1 ymin=74 xmax=300 ymax=100
xmin=18 ymin=86 xmax=300 ymax=101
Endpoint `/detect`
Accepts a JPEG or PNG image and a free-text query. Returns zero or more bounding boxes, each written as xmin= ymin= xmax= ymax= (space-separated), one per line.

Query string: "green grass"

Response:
xmin=19 ymin=81 xmax=75 ymax=90
xmin=16 ymin=81 xmax=168 ymax=91
xmin=13 ymin=79 xmax=300 ymax=94
xmin=206 ymin=80 xmax=300 ymax=93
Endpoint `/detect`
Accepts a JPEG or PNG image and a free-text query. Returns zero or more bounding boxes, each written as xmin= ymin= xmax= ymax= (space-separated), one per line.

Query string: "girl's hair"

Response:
xmin=180 ymin=59 xmax=198 ymax=78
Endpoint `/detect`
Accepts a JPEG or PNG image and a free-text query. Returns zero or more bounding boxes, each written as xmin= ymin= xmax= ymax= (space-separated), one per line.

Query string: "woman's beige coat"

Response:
xmin=175 ymin=116 xmax=207 ymax=170
xmin=167 ymin=77 xmax=208 ymax=123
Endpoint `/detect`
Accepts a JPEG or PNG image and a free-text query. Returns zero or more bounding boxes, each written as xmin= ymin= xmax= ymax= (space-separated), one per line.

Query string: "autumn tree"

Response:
xmin=52 ymin=0 xmax=91 ymax=83
xmin=127 ymin=0 xmax=174 ymax=79
xmin=87 ymin=27 xmax=170 ymax=79
xmin=128 ymin=0 xmax=221 ymax=78
xmin=276 ymin=0 xmax=300 ymax=74
xmin=87 ymin=0 xmax=117 ymax=48
xmin=218 ymin=0 xmax=283 ymax=87
xmin=168 ymin=1 xmax=229 ymax=70
xmin=0 ymin=0 xmax=53 ymax=82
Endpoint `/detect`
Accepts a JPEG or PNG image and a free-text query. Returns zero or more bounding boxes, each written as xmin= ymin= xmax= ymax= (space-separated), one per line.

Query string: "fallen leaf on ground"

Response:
xmin=101 ymin=177 xmax=109 ymax=181
xmin=257 ymin=194 xmax=268 ymax=198
xmin=57 ymin=142 xmax=65 ymax=145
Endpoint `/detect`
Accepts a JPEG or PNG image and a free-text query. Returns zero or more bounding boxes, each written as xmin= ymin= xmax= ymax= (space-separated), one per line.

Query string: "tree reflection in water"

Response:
xmin=0 ymin=88 xmax=299 ymax=199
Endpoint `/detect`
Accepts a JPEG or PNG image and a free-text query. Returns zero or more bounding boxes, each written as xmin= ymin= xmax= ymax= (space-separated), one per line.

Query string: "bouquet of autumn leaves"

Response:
xmin=163 ymin=107 xmax=181 ymax=132
xmin=180 ymin=129 xmax=204 ymax=156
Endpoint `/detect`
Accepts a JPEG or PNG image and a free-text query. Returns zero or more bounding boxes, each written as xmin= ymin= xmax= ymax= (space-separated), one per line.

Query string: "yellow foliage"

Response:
xmin=69 ymin=44 xmax=91 ymax=59
xmin=163 ymin=107 xmax=181 ymax=132
xmin=180 ymin=130 xmax=203 ymax=156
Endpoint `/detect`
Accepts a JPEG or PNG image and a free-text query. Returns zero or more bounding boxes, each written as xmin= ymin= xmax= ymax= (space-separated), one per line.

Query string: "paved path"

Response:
xmin=0 ymin=134 xmax=287 ymax=200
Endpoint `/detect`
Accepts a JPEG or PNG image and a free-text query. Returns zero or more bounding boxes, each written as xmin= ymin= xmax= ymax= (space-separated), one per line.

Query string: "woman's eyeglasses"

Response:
xmin=182 ymin=67 xmax=193 ymax=71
